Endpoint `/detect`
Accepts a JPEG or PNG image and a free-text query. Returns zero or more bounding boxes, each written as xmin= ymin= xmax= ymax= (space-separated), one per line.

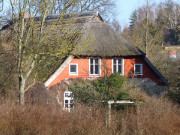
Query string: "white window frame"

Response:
xmin=112 ymin=58 xmax=124 ymax=76
xmin=64 ymin=91 xmax=73 ymax=112
xmin=170 ymin=55 xmax=176 ymax=59
xmin=134 ymin=64 xmax=143 ymax=75
xmin=69 ymin=63 xmax=78 ymax=75
xmin=89 ymin=58 xmax=101 ymax=77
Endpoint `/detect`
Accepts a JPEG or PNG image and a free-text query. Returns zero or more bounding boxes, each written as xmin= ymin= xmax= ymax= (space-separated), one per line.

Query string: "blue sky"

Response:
xmin=115 ymin=0 xmax=179 ymax=29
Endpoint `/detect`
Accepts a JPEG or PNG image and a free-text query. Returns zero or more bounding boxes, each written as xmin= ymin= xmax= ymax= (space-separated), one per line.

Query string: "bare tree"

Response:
xmin=5 ymin=0 xmax=81 ymax=105
xmin=156 ymin=1 xmax=180 ymax=45
xmin=50 ymin=0 xmax=115 ymax=21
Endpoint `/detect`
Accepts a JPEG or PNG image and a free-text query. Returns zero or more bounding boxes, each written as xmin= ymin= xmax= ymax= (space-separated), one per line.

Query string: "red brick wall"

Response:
xmin=124 ymin=57 xmax=164 ymax=85
xmin=48 ymin=57 xmax=163 ymax=87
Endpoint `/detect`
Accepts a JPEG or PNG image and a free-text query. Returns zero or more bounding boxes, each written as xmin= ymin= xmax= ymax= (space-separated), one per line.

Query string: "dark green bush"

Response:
xmin=68 ymin=81 xmax=101 ymax=105
xmin=108 ymin=72 xmax=126 ymax=90
xmin=69 ymin=73 xmax=129 ymax=105
xmin=93 ymin=73 xmax=127 ymax=100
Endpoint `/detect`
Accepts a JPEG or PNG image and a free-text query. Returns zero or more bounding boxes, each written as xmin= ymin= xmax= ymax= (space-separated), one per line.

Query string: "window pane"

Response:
xmin=95 ymin=65 xmax=99 ymax=74
xmin=135 ymin=65 xmax=141 ymax=73
xmin=90 ymin=65 xmax=93 ymax=74
xmin=118 ymin=59 xmax=122 ymax=64
xmin=90 ymin=59 xmax=93 ymax=64
xmin=118 ymin=65 xmax=122 ymax=73
xmin=113 ymin=65 xmax=116 ymax=72
xmin=65 ymin=93 xmax=68 ymax=97
xmin=70 ymin=65 xmax=76 ymax=72
xmin=113 ymin=59 xmax=116 ymax=65
xmin=65 ymin=100 xmax=68 ymax=103
xmin=95 ymin=59 xmax=98 ymax=64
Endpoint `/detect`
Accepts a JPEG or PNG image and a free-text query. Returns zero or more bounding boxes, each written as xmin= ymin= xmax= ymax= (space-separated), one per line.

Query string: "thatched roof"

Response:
xmin=1 ymin=11 xmax=144 ymax=57
xmin=1 ymin=11 xmax=145 ymax=57
xmin=73 ymin=20 xmax=145 ymax=57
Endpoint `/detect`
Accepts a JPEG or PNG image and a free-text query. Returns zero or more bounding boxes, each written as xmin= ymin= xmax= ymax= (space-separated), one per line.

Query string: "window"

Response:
xmin=169 ymin=51 xmax=176 ymax=59
xmin=113 ymin=58 xmax=123 ymax=75
xmin=69 ymin=64 xmax=78 ymax=75
xmin=64 ymin=91 xmax=73 ymax=112
xmin=170 ymin=55 xmax=176 ymax=59
xmin=134 ymin=64 xmax=143 ymax=75
xmin=89 ymin=58 xmax=100 ymax=76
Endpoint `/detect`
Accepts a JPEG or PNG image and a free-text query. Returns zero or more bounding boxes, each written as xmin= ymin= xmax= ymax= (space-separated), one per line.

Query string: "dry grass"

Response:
xmin=0 ymin=95 xmax=180 ymax=135
xmin=119 ymin=97 xmax=180 ymax=135
xmin=0 ymin=103 xmax=109 ymax=135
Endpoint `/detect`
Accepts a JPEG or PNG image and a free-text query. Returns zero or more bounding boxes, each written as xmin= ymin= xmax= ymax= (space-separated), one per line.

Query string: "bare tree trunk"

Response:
xmin=19 ymin=77 xmax=26 ymax=105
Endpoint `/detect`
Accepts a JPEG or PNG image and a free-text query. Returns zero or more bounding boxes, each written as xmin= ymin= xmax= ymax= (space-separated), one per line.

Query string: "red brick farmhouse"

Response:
xmin=45 ymin=12 xmax=167 ymax=88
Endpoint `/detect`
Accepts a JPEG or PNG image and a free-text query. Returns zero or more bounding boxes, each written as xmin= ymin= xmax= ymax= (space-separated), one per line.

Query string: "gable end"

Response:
xmin=44 ymin=56 xmax=74 ymax=87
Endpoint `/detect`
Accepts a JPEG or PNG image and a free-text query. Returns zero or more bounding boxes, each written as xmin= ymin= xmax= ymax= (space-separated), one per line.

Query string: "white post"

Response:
xmin=108 ymin=102 xmax=111 ymax=126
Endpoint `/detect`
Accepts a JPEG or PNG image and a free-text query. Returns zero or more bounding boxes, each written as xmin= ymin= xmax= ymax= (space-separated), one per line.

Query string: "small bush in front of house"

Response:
xmin=69 ymin=73 xmax=129 ymax=105
xmin=68 ymin=81 xmax=102 ymax=105
xmin=93 ymin=72 xmax=127 ymax=100
xmin=108 ymin=72 xmax=126 ymax=90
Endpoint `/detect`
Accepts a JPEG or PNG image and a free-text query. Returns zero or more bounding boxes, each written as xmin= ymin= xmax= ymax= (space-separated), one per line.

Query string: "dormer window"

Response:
xmin=89 ymin=58 xmax=101 ymax=77
xmin=113 ymin=58 xmax=123 ymax=75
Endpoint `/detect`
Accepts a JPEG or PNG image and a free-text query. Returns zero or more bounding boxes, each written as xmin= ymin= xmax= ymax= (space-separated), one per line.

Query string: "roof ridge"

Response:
xmin=1 ymin=11 xmax=100 ymax=30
